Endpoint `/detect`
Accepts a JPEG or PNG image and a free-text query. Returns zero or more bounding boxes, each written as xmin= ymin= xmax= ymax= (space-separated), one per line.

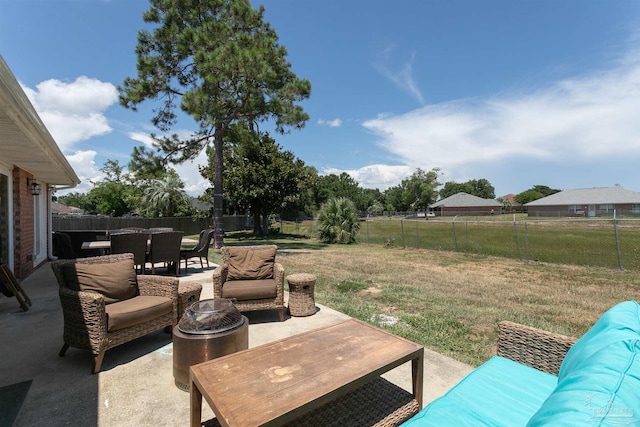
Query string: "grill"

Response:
xmin=173 ymin=298 xmax=248 ymax=391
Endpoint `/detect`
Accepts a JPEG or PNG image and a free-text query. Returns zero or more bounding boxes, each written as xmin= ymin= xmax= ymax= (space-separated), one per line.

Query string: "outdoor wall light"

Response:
xmin=26 ymin=178 xmax=41 ymax=196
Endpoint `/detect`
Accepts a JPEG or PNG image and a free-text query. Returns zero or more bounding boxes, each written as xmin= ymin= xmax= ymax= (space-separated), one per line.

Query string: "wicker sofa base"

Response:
xmin=177 ymin=281 xmax=203 ymax=318
xmin=202 ymin=376 xmax=419 ymax=427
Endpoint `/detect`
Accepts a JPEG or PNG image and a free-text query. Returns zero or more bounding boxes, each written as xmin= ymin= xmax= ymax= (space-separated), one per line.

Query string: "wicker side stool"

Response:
xmin=286 ymin=273 xmax=317 ymax=317
xmin=177 ymin=281 xmax=202 ymax=319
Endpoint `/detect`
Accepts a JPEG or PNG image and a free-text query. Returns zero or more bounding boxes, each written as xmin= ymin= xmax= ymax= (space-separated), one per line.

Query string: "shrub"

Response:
xmin=316 ymin=197 xmax=360 ymax=244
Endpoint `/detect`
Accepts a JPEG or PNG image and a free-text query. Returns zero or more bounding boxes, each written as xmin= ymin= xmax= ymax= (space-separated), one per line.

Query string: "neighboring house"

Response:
xmin=429 ymin=192 xmax=501 ymax=217
xmin=0 ymin=56 xmax=80 ymax=279
xmin=525 ymin=187 xmax=640 ymax=217
xmin=498 ymin=193 xmax=523 ymax=213
xmin=51 ymin=201 xmax=82 ymax=216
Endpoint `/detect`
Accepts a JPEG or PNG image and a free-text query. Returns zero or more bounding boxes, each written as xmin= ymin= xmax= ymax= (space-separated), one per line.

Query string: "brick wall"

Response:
xmin=12 ymin=168 xmax=35 ymax=279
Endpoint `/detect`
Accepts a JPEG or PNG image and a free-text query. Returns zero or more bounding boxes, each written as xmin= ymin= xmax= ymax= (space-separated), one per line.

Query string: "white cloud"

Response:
xmin=318 ymin=118 xmax=342 ymax=127
xmin=61 ymin=150 xmax=103 ymax=194
xmin=323 ymin=164 xmax=413 ymax=190
xmin=374 ymin=45 xmax=424 ymax=105
xmin=128 ymin=131 xmax=155 ymax=148
xmin=172 ymin=150 xmax=212 ymax=197
xmin=21 ymin=76 xmax=118 ymax=151
xmin=363 ymin=52 xmax=640 ymax=187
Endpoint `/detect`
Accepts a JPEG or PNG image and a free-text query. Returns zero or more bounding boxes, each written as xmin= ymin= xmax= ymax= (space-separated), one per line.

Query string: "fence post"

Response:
xmin=452 ymin=216 xmax=458 ymax=251
xmin=366 ymin=216 xmax=370 ymax=245
xmin=465 ymin=220 xmax=469 ymax=252
xmin=524 ymin=221 xmax=529 ymax=263
xmin=513 ymin=214 xmax=522 ymax=261
xmin=401 ymin=219 xmax=406 ymax=248
xmin=614 ymin=210 xmax=623 ymax=271
xmin=416 ymin=219 xmax=420 ymax=249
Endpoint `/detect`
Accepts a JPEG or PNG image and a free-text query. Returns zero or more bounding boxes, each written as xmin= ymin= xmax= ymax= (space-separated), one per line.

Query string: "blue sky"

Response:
xmin=2 ymin=0 xmax=640 ymax=198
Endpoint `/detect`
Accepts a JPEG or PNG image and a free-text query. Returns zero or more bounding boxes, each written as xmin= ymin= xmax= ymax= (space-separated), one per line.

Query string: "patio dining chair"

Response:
xmin=110 ymin=232 xmax=148 ymax=274
xmin=147 ymin=231 xmax=183 ymax=275
xmin=53 ymin=231 xmax=77 ymax=259
xmin=180 ymin=229 xmax=214 ymax=273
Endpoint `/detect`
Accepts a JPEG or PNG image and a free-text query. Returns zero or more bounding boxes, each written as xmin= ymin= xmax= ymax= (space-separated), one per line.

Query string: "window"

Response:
xmin=600 ymin=204 xmax=614 ymax=214
xmin=632 ymin=204 xmax=640 ymax=214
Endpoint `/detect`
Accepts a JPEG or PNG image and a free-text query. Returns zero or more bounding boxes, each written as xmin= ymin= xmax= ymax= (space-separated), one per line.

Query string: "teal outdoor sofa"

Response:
xmin=402 ymin=300 xmax=640 ymax=426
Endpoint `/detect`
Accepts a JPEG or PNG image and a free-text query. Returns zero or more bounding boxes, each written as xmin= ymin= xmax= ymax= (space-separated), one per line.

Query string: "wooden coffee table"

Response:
xmin=190 ymin=318 xmax=424 ymax=426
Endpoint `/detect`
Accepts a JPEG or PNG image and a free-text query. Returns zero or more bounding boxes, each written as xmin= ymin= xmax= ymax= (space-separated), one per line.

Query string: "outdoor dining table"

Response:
xmin=80 ymin=237 xmax=198 ymax=251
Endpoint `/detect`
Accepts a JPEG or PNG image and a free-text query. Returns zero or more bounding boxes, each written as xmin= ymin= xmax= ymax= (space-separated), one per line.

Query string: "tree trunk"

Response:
xmin=253 ymin=212 xmax=261 ymax=235
xmin=262 ymin=213 xmax=269 ymax=236
xmin=212 ymin=130 xmax=225 ymax=248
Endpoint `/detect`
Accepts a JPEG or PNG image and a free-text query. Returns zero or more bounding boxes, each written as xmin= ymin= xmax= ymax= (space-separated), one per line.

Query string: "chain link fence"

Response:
xmin=360 ymin=215 xmax=640 ymax=271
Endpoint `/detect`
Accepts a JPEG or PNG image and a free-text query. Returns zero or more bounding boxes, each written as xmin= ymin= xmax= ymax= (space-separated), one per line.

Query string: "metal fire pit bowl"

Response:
xmin=173 ymin=298 xmax=248 ymax=391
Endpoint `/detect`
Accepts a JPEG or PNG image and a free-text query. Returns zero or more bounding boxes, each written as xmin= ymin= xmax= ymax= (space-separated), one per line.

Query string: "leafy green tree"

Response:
xmin=514 ymin=190 xmax=544 ymax=205
xmin=295 ymin=166 xmax=321 ymax=216
xmin=383 ymin=185 xmax=405 ymax=212
xmin=514 ymin=185 xmax=560 ymax=205
xmin=530 ymin=185 xmax=561 ymax=197
xmin=401 ymin=168 xmax=441 ymax=211
xmin=316 ymin=197 xmax=360 ymax=244
xmin=496 ymin=197 xmax=512 ymax=209
xmin=206 ymin=129 xmax=306 ymax=234
xmin=315 ymin=173 xmax=365 ymax=209
xmin=128 ymin=146 xmax=169 ymax=182
xmin=83 ymin=160 xmax=138 ymax=217
xmin=361 ymin=188 xmax=384 ymax=213
xmin=57 ymin=192 xmax=89 ymax=210
xmin=367 ymin=200 xmax=384 ymax=215
xmin=141 ymin=171 xmax=192 ymax=217
xmin=440 ymin=178 xmax=495 ymax=199
xmin=467 ymin=179 xmax=495 ymax=199
xmin=439 ymin=181 xmax=469 ymax=200
xmin=119 ymin=0 xmax=311 ymax=247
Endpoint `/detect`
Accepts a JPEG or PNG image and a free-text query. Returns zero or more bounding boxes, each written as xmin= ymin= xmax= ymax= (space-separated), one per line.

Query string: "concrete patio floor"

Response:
xmin=0 ymin=262 xmax=472 ymax=426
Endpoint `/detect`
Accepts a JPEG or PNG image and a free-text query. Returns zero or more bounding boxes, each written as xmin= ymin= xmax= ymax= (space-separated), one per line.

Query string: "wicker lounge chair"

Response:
xmin=212 ymin=245 xmax=284 ymax=321
xmin=51 ymin=253 xmax=179 ymax=373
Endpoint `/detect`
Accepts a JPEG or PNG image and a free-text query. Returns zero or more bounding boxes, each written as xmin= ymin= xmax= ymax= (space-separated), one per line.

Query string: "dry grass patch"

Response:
xmin=212 ymin=237 xmax=640 ymax=367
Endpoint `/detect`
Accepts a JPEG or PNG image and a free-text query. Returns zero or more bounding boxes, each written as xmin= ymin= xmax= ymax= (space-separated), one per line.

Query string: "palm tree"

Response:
xmin=142 ymin=173 xmax=191 ymax=217
xmin=316 ymin=197 xmax=360 ymax=244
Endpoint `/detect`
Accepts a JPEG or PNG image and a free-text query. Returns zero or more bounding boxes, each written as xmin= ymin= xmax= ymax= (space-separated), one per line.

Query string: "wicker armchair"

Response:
xmin=51 ymin=253 xmax=179 ymax=373
xmin=212 ymin=245 xmax=284 ymax=321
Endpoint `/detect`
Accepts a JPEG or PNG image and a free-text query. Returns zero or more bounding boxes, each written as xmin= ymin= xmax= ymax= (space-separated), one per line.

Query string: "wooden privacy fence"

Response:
xmin=52 ymin=215 xmax=252 ymax=235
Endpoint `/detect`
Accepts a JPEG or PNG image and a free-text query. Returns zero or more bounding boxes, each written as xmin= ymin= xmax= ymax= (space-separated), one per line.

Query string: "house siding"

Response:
xmin=527 ymin=204 xmax=640 ymax=217
xmin=433 ymin=206 xmax=498 ymax=217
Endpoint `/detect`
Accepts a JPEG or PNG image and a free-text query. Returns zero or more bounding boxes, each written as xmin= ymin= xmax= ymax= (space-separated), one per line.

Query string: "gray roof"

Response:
xmin=525 ymin=187 xmax=640 ymax=206
xmin=430 ymin=192 xmax=501 ymax=208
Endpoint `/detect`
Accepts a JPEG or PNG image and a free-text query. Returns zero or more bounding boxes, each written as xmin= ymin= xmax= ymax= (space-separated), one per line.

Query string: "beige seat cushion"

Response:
xmin=105 ymin=296 xmax=172 ymax=332
xmin=226 ymin=246 xmax=276 ymax=280
xmin=221 ymin=279 xmax=277 ymax=301
xmin=62 ymin=259 xmax=138 ymax=304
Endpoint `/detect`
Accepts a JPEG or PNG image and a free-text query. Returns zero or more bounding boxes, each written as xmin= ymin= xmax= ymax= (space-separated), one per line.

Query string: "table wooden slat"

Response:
xmin=190 ymin=318 xmax=424 ymax=427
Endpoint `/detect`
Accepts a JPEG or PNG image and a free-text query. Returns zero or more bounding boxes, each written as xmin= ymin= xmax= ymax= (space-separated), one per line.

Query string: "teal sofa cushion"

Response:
xmin=557 ymin=300 xmax=640 ymax=381
xmin=527 ymin=301 xmax=640 ymax=426
xmin=401 ymin=356 xmax=557 ymax=426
